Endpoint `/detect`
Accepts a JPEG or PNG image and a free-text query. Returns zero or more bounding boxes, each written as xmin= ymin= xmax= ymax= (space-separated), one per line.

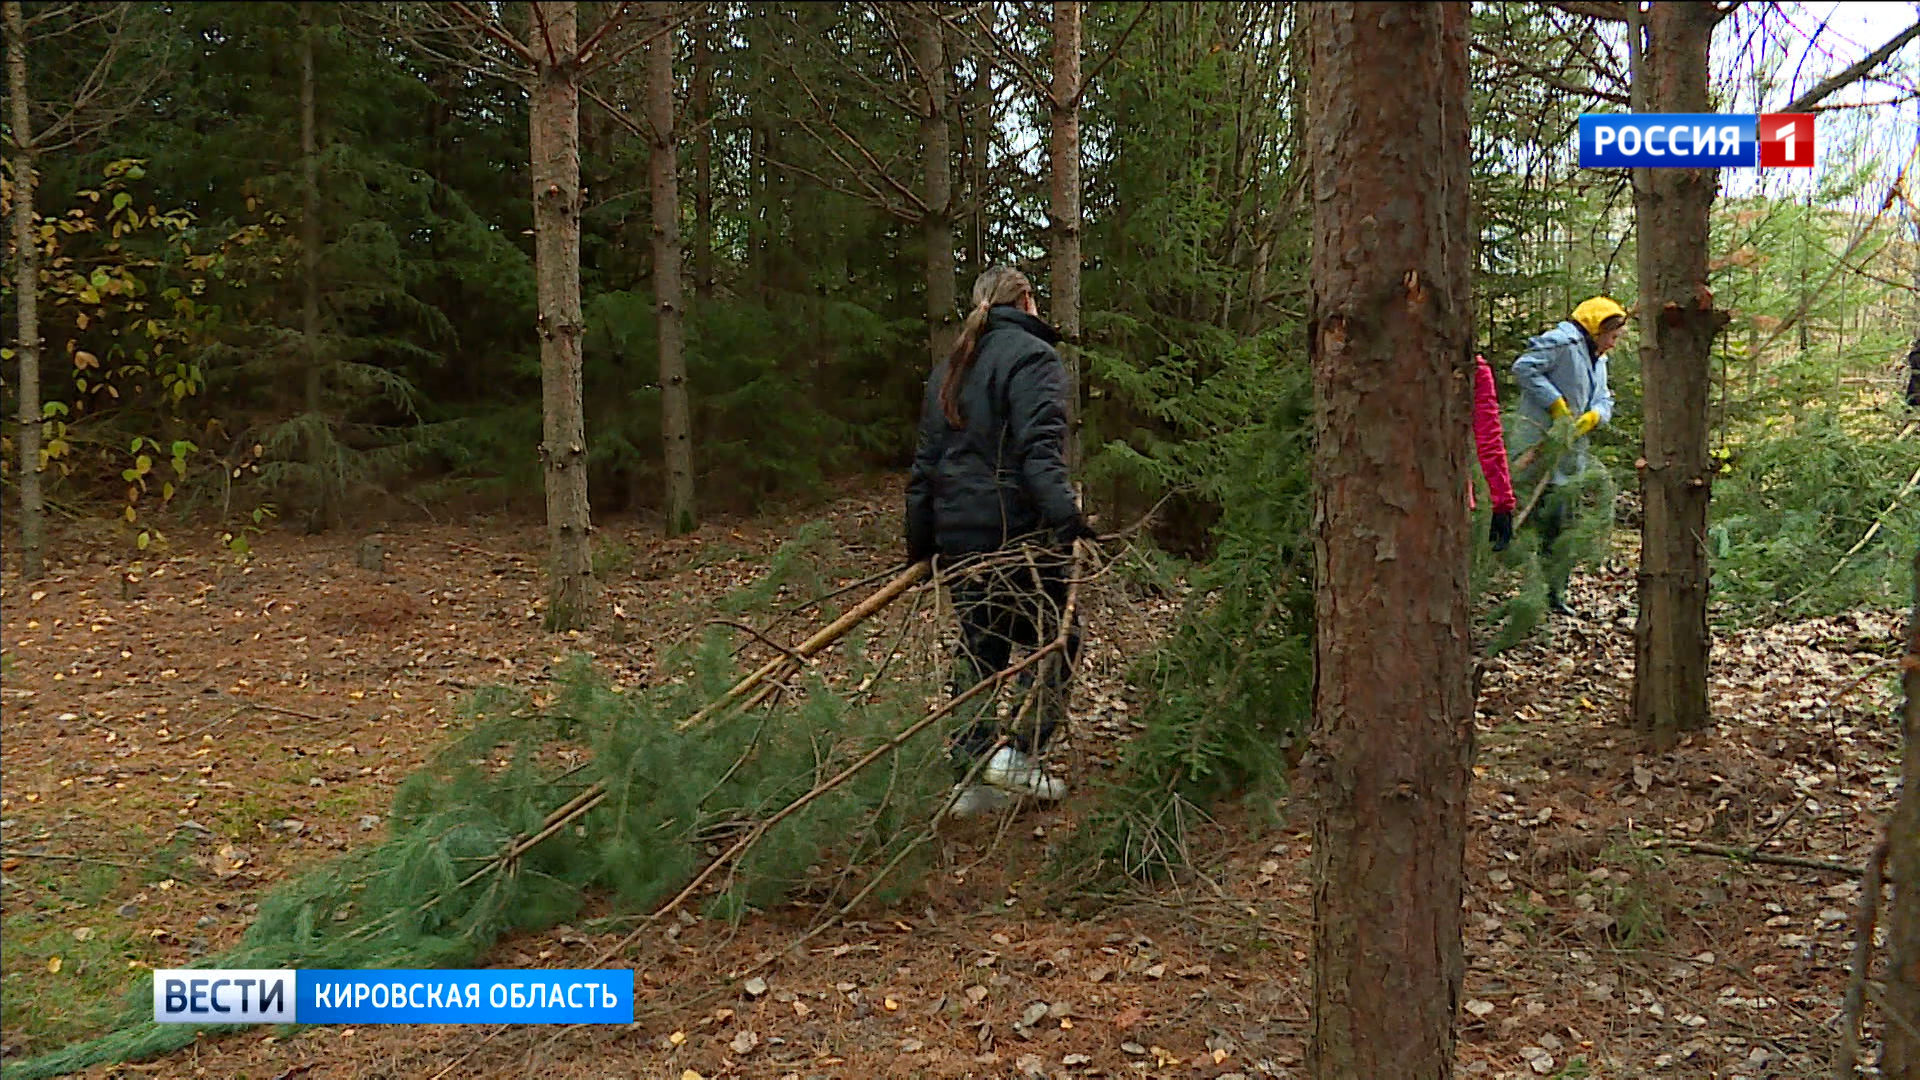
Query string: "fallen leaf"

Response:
xmin=728 ymin=1029 xmax=758 ymax=1055
xmin=743 ymin=976 xmax=769 ymax=998
xmin=668 ymin=1030 xmax=687 ymax=1047
xmin=1465 ymin=999 xmax=1495 ymax=1018
xmin=47 ymin=957 xmax=63 ymax=974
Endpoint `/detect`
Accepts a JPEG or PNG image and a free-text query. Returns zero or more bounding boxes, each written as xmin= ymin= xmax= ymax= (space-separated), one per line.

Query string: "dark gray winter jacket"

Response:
xmin=905 ymin=307 xmax=1078 ymax=557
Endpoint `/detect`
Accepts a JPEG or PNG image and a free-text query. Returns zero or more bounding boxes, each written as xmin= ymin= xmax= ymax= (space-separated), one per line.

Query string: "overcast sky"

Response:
xmin=1715 ymin=1 xmax=1919 ymax=202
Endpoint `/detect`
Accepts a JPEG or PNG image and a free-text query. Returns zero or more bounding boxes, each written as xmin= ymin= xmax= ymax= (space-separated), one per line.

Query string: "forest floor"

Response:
xmin=0 ymin=477 xmax=1908 ymax=1080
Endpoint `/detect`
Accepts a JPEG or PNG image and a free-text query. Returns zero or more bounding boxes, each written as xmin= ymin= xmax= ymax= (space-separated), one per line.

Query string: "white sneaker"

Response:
xmin=943 ymin=784 xmax=1011 ymax=819
xmin=980 ymin=747 xmax=1068 ymax=800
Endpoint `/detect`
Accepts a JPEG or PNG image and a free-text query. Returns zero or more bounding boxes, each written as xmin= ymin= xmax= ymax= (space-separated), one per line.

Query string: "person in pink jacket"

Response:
xmin=1471 ymin=354 xmax=1517 ymax=551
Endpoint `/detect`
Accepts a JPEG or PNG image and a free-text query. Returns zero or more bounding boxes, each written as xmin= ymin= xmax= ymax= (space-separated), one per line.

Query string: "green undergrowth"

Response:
xmin=1708 ymin=405 xmax=1918 ymax=624
xmin=1064 ymin=411 xmax=1615 ymax=889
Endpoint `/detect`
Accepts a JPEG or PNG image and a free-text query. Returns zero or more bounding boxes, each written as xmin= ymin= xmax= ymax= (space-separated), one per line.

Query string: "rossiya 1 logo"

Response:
xmin=1580 ymin=113 xmax=1814 ymax=168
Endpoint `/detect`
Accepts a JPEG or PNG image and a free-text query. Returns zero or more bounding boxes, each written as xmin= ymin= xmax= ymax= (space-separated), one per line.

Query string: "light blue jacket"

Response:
xmin=1509 ymin=320 xmax=1614 ymax=487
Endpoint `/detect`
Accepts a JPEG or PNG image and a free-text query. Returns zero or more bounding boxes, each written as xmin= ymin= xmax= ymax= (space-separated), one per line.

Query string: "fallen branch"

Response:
xmin=1836 ymin=839 xmax=1890 ymax=1079
xmin=1 ymin=850 xmax=143 ymax=870
xmin=594 ymin=541 xmax=1089 ymax=966
xmin=1648 ymin=838 xmax=1873 ymax=879
xmin=678 ymin=561 xmax=929 ymax=731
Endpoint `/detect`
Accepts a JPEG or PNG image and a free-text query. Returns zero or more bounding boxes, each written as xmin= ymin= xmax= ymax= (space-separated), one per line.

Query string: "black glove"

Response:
xmin=1489 ymin=510 xmax=1514 ymax=553
xmin=1054 ymin=515 xmax=1100 ymax=547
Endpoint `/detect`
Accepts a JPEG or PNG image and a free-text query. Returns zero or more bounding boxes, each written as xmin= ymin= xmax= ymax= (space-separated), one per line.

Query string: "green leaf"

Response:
xmin=113 ymin=192 xmax=133 ymax=212
xmin=136 ymin=531 xmax=151 ymax=551
xmin=42 ymin=401 xmax=70 ymax=418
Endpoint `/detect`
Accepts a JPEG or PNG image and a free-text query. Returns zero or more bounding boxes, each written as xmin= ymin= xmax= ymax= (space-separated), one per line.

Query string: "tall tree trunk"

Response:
xmin=1630 ymin=2 xmax=1724 ymax=750
xmin=300 ymin=4 xmax=330 ymax=533
xmin=529 ymin=0 xmax=594 ymax=629
xmin=1886 ymin=549 xmax=1920 ymax=1075
xmin=1049 ymin=0 xmax=1081 ymax=466
xmin=691 ymin=16 xmax=713 ymax=302
xmin=968 ymin=52 xmax=991 ymax=282
xmin=917 ymin=10 xmax=955 ymax=369
xmin=649 ymin=0 xmax=695 ymax=536
xmin=4 ymin=0 xmax=44 ymax=580
xmin=1303 ymin=5 xmax=1473 ymax=1077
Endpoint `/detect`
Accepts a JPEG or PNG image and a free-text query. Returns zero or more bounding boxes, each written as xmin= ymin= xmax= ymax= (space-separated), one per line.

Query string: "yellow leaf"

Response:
xmin=668 ymin=1031 xmax=687 ymax=1047
xmin=47 ymin=957 xmax=62 ymax=974
xmin=680 ymin=1072 xmax=703 ymax=1080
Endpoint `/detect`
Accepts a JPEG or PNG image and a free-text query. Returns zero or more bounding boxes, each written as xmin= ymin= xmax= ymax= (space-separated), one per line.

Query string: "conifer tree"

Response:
xmin=1303 ymin=4 xmax=1473 ymax=1074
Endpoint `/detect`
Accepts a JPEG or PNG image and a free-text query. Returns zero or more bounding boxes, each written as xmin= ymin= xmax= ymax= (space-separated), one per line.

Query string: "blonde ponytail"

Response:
xmin=940 ymin=266 xmax=1033 ymax=428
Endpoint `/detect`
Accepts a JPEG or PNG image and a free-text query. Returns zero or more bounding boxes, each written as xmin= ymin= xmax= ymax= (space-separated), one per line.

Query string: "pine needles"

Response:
xmin=4 ymin=560 xmax=976 ymax=1079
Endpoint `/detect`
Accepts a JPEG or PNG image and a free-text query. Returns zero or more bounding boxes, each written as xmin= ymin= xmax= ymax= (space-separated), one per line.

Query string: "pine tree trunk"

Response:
xmin=1630 ymin=2 xmax=1723 ymax=751
xmin=1886 ymin=550 xmax=1920 ymax=1076
xmin=968 ymin=55 xmax=990 ymax=282
xmin=649 ymin=1 xmax=695 ymax=536
xmin=1049 ymin=0 xmax=1082 ymax=467
xmin=529 ymin=0 xmax=594 ymax=629
xmin=300 ymin=4 xmax=330 ymax=533
xmin=916 ymin=11 xmax=955 ymax=369
xmin=1303 ymin=5 xmax=1474 ymax=1077
xmin=4 ymin=0 xmax=45 ymax=580
xmin=691 ymin=17 xmax=713 ymax=302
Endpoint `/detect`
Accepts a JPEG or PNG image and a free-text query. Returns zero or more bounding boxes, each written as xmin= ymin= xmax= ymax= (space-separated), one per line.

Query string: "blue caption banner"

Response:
xmin=155 ymin=969 xmax=634 ymax=1025
xmin=299 ymin=969 xmax=634 ymax=1024
xmin=1580 ymin=113 xmax=1756 ymax=168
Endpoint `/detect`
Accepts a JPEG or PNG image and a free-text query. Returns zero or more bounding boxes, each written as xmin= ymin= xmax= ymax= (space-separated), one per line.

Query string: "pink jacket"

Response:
xmin=1471 ymin=354 xmax=1517 ymax=514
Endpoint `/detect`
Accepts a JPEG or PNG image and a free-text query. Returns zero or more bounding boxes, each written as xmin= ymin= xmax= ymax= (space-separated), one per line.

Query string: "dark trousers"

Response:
xmin=945 ymin=550 xmax=1082 ymax=763
xmin=1534 ymin=488 xmax=1573 ymax=602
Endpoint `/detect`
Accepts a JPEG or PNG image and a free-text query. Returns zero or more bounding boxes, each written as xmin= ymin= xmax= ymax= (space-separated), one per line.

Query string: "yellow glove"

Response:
xmin=1574 ymin=410 xmax=1601 ymax=437
xmin=1549 ymin=397 xmax=1572 ymax=421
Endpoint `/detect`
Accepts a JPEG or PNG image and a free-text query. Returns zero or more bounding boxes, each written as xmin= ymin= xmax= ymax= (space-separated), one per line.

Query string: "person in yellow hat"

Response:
xmin=1509 ymin=296 xmax=1628 ymax=617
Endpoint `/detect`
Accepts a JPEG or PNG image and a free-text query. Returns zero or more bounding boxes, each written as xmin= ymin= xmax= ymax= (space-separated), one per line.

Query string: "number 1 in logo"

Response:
xmin=1759 ymin=113 xmax=1815 ymax=168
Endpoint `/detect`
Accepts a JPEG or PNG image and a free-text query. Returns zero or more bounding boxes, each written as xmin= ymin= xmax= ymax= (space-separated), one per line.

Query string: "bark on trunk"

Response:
xmin=300 ymin=4 xmax=330 ymax=533
xmin=1886 ymin=549 xmax=1920 ymax=1076
xmin=917 ymin=11 xmax=955 ymax=369
xmin=648 ymin=0 xmax=695 ymax=536
xmin=529 ymin=0 xmax=594 ymax=629
xmin=1303 ymin=5 xmax=1474 ymax=1077
xmin=4 ymin=0 xmax=45 ymax=580
xmin=1630 ymin=2 xmax=1724 ymax=750
xmin=968 ymin=55 xmax=990 ymax=282
xmin=1049 ymin=0 xmax=1082 ymax=467
xmin=691 ymin=17 xmax=713 ymax=302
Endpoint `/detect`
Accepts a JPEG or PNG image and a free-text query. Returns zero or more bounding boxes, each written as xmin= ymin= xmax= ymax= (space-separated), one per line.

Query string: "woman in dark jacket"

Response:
xmin=905 ymin=266 xmax=1094 ymax=812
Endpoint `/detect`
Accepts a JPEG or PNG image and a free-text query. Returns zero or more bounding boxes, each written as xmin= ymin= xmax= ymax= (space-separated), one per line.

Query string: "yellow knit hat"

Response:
xmin=1570 ymin=296 xmax=1629 ymax=339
